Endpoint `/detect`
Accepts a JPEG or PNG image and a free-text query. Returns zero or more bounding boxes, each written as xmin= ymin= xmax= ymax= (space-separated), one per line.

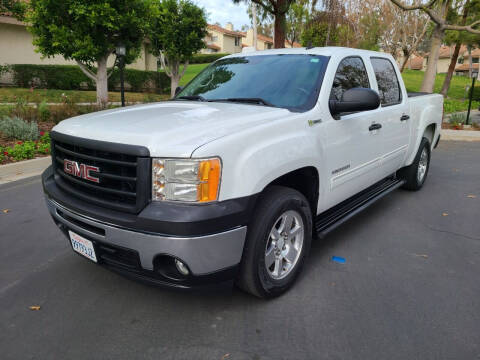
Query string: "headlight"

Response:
xmin=152 ymin=158 xmax=221 ymax=202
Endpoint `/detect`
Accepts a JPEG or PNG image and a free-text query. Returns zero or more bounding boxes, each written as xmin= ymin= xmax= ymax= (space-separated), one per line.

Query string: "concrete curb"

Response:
xmin=441 ymin=129 xmax=480 ymax=142
xmin=0 ymin=157 xmax=51 ymax=184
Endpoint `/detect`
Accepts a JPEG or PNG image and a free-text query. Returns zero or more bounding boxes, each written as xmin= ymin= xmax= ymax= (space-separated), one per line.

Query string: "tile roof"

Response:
xmin=409 ymin=56 xmax=424 ymax=70
xmin=206 ymin=43 xmax=221 ymax=50
xmin=207 ymin=24 xmax=245 ymax=38
xmin=455 ymin=63 xmax=479 ymax=72
xmin=437 ymin=44 xmax=467 ymax=58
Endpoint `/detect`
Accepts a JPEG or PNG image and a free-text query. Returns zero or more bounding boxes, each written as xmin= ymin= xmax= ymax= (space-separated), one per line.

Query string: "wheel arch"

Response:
xmin=262 ymin=166 xmax=320 ymax=218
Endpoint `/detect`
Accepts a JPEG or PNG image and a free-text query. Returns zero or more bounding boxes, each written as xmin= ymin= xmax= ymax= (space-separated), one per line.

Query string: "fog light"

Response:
xmin=175 ymin=259 xmax=189 ymax=276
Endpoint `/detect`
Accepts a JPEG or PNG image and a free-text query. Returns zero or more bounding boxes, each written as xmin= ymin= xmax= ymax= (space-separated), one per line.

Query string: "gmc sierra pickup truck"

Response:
xmin=42 ymin=47 xmax=443 ymax=298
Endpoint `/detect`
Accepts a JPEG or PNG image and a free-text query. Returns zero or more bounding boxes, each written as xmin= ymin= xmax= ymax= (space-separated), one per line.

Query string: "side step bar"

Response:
xmin=315 ymin=177 xmax=405 ymax=238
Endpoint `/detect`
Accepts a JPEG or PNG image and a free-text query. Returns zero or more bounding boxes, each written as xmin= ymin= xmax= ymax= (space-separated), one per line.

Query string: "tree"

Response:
xmin=27 ymin=0 xmax=155 ymax=106
xmin=286 ymin=0 xmax=310 ymax=46
xmin=390 ymin=0 xmax=480 ymax=93
xmin=234 ymin=0 xmax=296 ymax=48
xmin=378 ymin=2 xmax=429 ymax=71
xmin=149 ymin=0 xmax=207 ymax=98
xmin=440 ymin=0 xmax=475 ymax=95
xmin=0 ymin=0 xmax=26 ymax=18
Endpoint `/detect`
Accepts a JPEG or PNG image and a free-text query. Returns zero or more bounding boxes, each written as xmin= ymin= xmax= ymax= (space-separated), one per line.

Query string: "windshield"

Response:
xmin=176 ymin=54 xmax=329 ymax=112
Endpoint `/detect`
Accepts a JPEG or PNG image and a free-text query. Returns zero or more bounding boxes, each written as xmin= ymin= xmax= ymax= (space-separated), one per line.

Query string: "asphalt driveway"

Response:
xmin=0 ymin=141 xmax=479 ymax=360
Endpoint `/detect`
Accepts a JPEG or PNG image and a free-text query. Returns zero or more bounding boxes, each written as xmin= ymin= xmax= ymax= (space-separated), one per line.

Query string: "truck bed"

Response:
xmin=407 ymin=92 xmax=431 ymax=98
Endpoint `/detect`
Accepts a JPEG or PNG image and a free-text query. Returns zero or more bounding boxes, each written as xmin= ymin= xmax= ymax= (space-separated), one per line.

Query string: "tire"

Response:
xmin=397 ymin=137 xmax=431 ymax=191
xmin=236 ymin=186 xmax=313 ymax=299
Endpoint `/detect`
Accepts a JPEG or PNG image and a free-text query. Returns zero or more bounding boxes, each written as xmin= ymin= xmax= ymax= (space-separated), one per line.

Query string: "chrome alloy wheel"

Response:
xmin=417 ymin=147 xmax=428 ymax=184
xmin=265 ymin=210 xmax=304 ymax=280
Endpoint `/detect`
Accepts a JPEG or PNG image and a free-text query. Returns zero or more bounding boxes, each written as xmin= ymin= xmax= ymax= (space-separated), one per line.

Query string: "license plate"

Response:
xmin=69 ymin=231 xmax=97 ymax=263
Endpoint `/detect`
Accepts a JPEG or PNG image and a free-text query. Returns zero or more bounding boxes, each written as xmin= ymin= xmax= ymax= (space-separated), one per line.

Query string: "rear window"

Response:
xmin=371 ymin=57 xmax=402 ymax=106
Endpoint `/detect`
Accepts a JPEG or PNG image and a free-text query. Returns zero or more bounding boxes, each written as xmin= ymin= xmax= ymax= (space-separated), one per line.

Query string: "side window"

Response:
xmin=371 ymin=57 xmax=402 ymax=106
xmin=330 ymin=57 xmax=370 ymax=101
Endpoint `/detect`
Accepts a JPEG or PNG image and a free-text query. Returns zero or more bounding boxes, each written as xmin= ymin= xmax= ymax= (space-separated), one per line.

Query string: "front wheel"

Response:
xmin=236 ymin=186 xmax=312 ymax=299
xmin=397 ymin=137 xmax=431 ymax=191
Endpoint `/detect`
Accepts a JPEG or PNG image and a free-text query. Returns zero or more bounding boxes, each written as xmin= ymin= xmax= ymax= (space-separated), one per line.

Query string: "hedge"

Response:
xmin=8 ymin=64 xmax=170 ymax=93
xmin=190 ymin=53 xmax=230 ymax=64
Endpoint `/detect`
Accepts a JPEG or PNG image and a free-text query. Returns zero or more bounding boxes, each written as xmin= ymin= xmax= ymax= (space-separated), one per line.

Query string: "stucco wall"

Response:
xmin=221 ymin=35 xmax=242 ymax=54
xmin=0 ymin=22 xmax=156 ymax=71
xmin=436 ymin=58 xmax=451 ymax=73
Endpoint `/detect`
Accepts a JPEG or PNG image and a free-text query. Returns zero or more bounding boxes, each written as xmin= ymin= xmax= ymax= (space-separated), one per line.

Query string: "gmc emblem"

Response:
xmin=63 ymin=159 xmax=100 ymax=183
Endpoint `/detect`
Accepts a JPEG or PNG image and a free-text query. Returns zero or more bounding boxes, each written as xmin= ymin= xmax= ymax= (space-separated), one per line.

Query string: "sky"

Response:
xmin=192 ymin=0 xmax=251 ymax=30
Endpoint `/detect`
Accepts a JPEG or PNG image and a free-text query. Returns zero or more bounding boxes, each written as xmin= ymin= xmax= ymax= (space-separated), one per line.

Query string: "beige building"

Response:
xmin=455 ymin=48 xmax=480 ymax=76
xmin=242 ymin=28 xmax=302 ymax=50
xmin=201 ymin=23 xmax=245 ymax=54
xmin=201 ymin=23 xmax=302 ymax=54
xmin=0 ymin=14 xmax=158 ymax=74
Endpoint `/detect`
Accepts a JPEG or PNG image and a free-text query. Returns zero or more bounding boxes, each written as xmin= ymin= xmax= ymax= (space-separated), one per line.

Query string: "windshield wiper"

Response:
xmin=175 ymin=95 xmax=206 ymax=102
xmin=209 ymin=97 xmax=275 ymax=107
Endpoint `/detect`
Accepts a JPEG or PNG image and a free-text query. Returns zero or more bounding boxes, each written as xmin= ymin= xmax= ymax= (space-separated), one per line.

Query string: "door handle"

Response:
xmin=400 ymin=115 xmax=410 ymax=121
xmin=369 ymin=123 xmax=382 ymax=131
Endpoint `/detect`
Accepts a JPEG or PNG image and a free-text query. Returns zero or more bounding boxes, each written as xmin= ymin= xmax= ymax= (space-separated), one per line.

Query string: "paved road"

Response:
xmin=1 ymin=141 xmax=479 ymax=360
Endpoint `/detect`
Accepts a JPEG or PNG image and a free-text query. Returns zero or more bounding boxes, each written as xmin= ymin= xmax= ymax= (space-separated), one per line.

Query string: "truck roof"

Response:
xmin=226 ymin=46 xmax=393 ymax=59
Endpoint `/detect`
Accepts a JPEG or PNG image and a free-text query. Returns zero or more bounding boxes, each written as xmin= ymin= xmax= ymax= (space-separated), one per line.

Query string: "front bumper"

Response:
xmin=42 ymin=166 xmax=254 ymax=288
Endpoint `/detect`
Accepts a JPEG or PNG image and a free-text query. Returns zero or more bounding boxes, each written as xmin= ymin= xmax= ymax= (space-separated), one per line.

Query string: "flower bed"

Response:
xmin=0 ymin=126 xmax=53 ymax=165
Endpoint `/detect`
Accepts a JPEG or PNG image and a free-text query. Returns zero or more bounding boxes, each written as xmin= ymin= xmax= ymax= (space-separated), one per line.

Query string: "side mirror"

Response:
xmin=329 ymin=88 xmax=380 ymax=118
xmin=174 ymin=86 xmax=183 ymax=96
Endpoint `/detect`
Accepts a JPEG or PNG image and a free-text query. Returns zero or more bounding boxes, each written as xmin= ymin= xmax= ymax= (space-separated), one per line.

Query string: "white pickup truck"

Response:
xmin=42 ymin=47 xmax=443 ymax=298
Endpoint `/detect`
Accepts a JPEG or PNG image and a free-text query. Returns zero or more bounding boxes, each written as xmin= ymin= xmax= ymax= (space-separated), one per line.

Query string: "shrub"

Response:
xmin=39 ymin=131 xmax=50 ymax=144
xmin=36 ymin=142 xmax=50 ymax=154
xmin=449 ymin=112 xmax=467 ymax=124
xmin=444 ymin=98 xmax=480 ymax=114
xmin=190 ymin=53 xmax=229 ymax=64
xmin=9 ymin=64 xmax=170 ymax=93
xmin=11 ymin=64 xmax=95 ymax=90
xmin=0 ymin=116 xmax=39 ymax=141
xmin=9 ymin=97 xmax=38 ymax=122
xmin=10 ymin=141 xmax=36 ymax=161
xmin=38 ymin=100 xmax=51 ymax=122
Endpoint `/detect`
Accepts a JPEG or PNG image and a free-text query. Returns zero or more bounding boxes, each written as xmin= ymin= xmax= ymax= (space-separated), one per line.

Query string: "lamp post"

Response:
xmin=116 ymin=43 xmax=126 ymax=107
xmin=466 ymin=69 xmax=477 ymax=126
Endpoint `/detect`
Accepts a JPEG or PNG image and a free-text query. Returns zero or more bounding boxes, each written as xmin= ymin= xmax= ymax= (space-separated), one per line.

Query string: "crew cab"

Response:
xmin=42 ymin=47 xmax=443 ymax=298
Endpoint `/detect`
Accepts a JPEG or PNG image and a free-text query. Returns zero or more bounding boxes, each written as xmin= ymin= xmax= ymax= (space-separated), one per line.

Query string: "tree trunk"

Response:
xmin=252 ymin=2 xmax=258 ymax=50
xmin=274 ymin=0 xmax=287 ymax=48
xmin=440 ymin=42 xmax=462 ymax=96
xmin=170 ymin=76 xmax=180 ymax=98
xmin=400 ymin=48 xmax=410 ymax=72
xmin=420 ymin=25 xmax=443 ymax=93
xmin=96 ymin=55 xmax=109 ymax=107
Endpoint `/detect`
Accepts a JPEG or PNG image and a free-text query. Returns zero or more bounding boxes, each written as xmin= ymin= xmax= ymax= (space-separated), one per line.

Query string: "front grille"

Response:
xmin=51 ymin=132 xmax=150 ymax=214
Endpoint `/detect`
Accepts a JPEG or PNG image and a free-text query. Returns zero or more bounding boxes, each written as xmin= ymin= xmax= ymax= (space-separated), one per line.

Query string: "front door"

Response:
xmin=321 ymin=56 xmax=386 ymax=210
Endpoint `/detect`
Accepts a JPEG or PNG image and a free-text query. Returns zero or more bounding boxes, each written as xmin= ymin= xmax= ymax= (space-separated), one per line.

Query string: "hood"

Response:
xmin=53 ymin=101 xmax=290 ymax=157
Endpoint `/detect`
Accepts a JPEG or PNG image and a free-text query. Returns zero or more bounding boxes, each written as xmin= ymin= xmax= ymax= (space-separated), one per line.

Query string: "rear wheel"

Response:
xmin=236 ymin=186 xmax=312 ymax=299
xmin=398 ymin=137 xmax=431 ymax=191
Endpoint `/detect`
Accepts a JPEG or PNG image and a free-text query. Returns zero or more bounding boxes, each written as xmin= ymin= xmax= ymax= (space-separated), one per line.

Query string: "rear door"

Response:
xmin=369 ymin=57 xmax=410 ymax=174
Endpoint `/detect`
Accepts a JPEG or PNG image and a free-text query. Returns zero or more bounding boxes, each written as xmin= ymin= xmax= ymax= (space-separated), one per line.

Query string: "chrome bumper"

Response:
xmin=45 ymin=198 xmax=247 ymax=275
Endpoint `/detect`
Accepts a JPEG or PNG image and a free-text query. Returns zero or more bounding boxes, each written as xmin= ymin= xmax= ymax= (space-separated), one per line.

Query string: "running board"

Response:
xmin=315 ymin=177 xmax=405 ymax=238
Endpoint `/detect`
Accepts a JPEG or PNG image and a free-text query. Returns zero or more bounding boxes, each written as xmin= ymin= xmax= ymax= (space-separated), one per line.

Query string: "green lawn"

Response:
xmin=1 ymin=65 xmax=478 ymax=114
xmin=0 ymin=87 xmax=168 ymax=103
xmin=401 ymin=70 xmax=478 ymax=99
xmin=179 ymin=63 xmax=209 ymax=86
